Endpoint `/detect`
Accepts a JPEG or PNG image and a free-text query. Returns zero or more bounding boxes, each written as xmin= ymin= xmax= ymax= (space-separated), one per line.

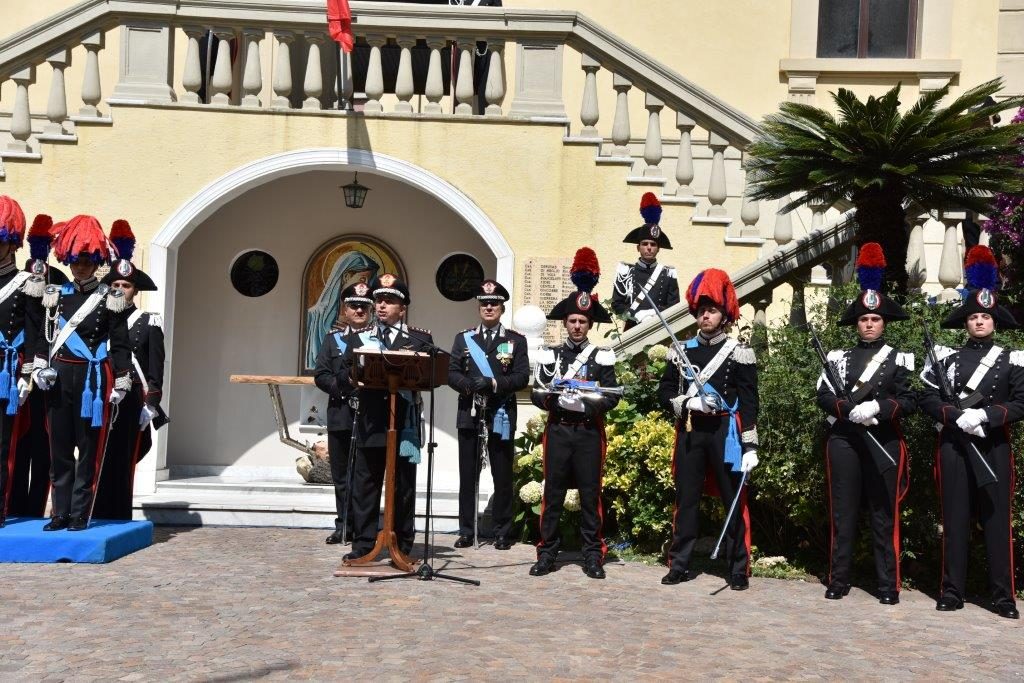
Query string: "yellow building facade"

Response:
xmin=0 ymin=0 xmax=1018 ymax=525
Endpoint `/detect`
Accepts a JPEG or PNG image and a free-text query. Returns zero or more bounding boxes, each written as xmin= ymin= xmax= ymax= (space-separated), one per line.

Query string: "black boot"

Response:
xmin=582 ymin=556 xmax=605 ymax=579
xmin=936 ymin=596 xmax=964 ymax=611
xmin=43 ymin=515 xmax=70 ymax=531
xmin=529 ymin=555 xmax=556 ymax=576
xmin=824 ymin=583 xmax=850 ymax=600
xmin=68 ymin=516 xmax=88 ymax=531
xmin=661 ymin=569 xmax=692 ymax=585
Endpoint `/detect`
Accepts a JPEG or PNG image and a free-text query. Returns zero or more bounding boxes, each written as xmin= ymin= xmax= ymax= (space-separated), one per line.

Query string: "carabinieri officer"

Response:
xmin=611 ymin=193 xmax=679 ymax=330
xmin=448 ymin=279 xmax=530 ymax=550
xmin=530 ymin=248 xmax=620 ymax=580
xmin=34 ymin=215 xmax=131 ymax=531
xmin=815 ymin=243 xmax=915 ymax=605
xmin=920 ymin=245 xmax=1023 ymax=620
xmin=658 ymin=268 xmax=758 ymax=590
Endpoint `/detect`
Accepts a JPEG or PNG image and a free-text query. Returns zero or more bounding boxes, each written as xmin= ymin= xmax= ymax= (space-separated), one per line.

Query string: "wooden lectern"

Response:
xmin=342 ymin=347 xmax=449 ymax=573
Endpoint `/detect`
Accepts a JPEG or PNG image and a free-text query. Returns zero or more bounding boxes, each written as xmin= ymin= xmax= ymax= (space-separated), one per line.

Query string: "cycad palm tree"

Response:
xmin=745 ymin=79 xmax=1024 ymax=293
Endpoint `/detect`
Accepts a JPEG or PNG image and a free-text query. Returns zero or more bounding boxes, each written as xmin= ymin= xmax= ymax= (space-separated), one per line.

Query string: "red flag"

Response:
xmin=327 ymin=0 xmax=354 ymax=53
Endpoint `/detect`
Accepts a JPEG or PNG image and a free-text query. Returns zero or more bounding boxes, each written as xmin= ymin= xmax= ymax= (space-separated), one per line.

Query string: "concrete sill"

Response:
xmin=780 ymin=57 xmax=961 ymax=77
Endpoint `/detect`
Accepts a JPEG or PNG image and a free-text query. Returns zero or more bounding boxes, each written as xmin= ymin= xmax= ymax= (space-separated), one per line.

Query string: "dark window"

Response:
xmin=231 ymin=250 xmax=279 ymax=297
xmin=816 ymin=0 xmax=917 ymax=58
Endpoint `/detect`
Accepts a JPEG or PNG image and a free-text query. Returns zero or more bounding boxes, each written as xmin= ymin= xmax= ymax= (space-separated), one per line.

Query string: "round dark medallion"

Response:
xmin=435 ymin=253 xmax=484 ymax=302
xmin=231 ymin=250 xmax=279 ymax=297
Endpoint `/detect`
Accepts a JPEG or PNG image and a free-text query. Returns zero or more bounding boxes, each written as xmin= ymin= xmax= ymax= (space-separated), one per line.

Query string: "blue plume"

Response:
xmin=571 ymin=270 xmax=599 ymax=293
xmin=856 ymin=265 xmax=884 ymax=292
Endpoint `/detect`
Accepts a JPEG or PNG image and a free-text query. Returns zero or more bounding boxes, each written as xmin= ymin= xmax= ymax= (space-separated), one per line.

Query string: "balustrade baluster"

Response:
xmin=610 ymin=75 xmax=631 ymax=157
xmin=78 ymin=31 xmax=105 ymax=118
xmin=303 ymin=33 xmax=325 ymax=110
xmin=906 ymin=216 xmax=927 ymax=291
xmin=739 ymin=158 xmax=760 ymax=238
xmin=579 ymin=54 xmax=600 ymax=137
xmin=773 ymin=197 xmax=793 ymax=248
xmin=807 ymin=199 xmax=830 ymax=281
xmin=423 ymin=38 xmax=446 ymax=115
xmin=8 ymin=66 xmax=35 ymax=153
xmin=938 ymin=210 xmax=965 ymax=302
xmin=454 ymin=44 xmax=475 ymax=114
xmin=240 ymin=30 xmax=263 ymax=108
xmin=484 ymin=41 xmax=505 ymax=116
xmin=272 ymin=31 xmax=294 ymax=108
xmin=45 ymin=49 xmax=71 ymax=136
xmin=181 ymin=27 xmax=204 ymax=104
xmin=674 ymin=113 xmax=695 ymax=198
xmin=394 ymin=38 xmax=416 ymax=113
xmin=643 ymin=93 xmax=664 ymax=177
xmin=209 ymin=29 xmax=235 ymax=105
xmin=705 ymin=132 xmax=728 ymax=217
xmin=339 ymin=47 xmax=354 ymax=110
xmin=364 ymin=36 xmax=385 ymax=114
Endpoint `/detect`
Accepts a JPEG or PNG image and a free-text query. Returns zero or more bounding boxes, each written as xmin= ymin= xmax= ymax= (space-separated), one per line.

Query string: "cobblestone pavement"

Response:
xmin=0 ymin=526 xmax=1019 ymax=681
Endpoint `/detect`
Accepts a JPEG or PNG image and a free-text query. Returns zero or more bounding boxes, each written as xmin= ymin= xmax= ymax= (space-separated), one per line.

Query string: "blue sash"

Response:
xmin=358 ymin=329 xmax=420 ymax=463
xmin=332 ymin=331 xmax=348 ymax=355
xmin=58 ymin=315 xmax=108 ymax=427
xmin=684 ymin=338 xmax=742 ymax=472
xmin=463 ymin=331 xmax=510 ymax=440
xmin=0 ymin=329 xmax=24 ymax=415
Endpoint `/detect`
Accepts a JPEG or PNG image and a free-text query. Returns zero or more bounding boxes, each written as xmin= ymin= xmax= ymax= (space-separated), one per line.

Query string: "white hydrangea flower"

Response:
xmin=519 ymin=480 xmax=543 ymax=504
xmin=753 ymin=555 xmax=787 ymax=568
xmin=564 ymin=489 xmax=581 ymax=512
xmin=647 ymin=344 xmax=669 ymax=361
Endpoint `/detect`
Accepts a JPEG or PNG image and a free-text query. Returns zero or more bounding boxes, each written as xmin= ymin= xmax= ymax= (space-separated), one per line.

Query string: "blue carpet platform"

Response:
xmin=0 ymin=518 xmax=154 ymax=563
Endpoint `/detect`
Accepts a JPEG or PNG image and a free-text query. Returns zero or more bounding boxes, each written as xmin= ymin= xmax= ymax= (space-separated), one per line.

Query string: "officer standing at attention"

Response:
xmin=34 ymin=215 xmax=131 ymax=531
xmin=530 ymin=248 xmax=620 ymax=580
xmin=658 ymin=268 xmax=758 ymax=590
xmin=314 ymin=280 xmax=373 ymax=545
xmin=611 ymin=193 xmax=679 ymax=331
xmin=920 ymin=246 xmax=1023 ymax=620
xmin=815 ymin=243 xmax=915 ymax=605
xmin=448 ymin=279 xmax=530 ymax=550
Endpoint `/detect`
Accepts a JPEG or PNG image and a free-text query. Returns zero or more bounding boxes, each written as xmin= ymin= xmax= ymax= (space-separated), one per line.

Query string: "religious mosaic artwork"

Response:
xmin=300 ymin=235 xmax=405 ymax=372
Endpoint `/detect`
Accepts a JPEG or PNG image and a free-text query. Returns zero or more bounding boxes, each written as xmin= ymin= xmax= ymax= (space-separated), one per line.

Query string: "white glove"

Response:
xmin=633 ymin=309 xmax=656 ymax=324
xmin=740 ymin=450 xmax=759 ymax=473
xmin=17 ymin=377 xmax=30 ymax=406
xmin=557 ymin=392 xmax=586 ymax=413
xmin=32 ymin=369 xmax=54 ymax=391
xmin=670 ymin=395 xmax=686 ymax=418
xmin=685 ymin=395 xmax=720 ymax=413
xmin=109 ymin=388 xmax=126 ymax=405
xmin=139 ymin=404 xmax=159 ymax=428
xmin=955 ymin=408 xmax=987 ymax=436
xmin=847 ymin=400 xmax=880 ymax=425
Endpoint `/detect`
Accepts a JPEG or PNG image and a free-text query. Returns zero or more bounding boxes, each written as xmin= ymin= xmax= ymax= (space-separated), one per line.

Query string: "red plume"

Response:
xmin=52 ymin=215 xmax=113 ymax=264
xmin=855 ymin=242 xmax=886 ymax=269
xmin=685 ymin=268 xmax=740 ymax=322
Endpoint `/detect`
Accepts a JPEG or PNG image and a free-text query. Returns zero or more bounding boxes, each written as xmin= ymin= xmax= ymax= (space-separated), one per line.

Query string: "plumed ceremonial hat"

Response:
xmin=372 ymin=273 xmax=410 ymax=304
xmin=838 ymin=243 xmax=908 ymax=326
xmin=622 ymin=192 xmax=672 ymax=249
xmin=547 ymin=247 xmax=612 ymax=323
xmin=941 ymin=245 xmax=1018 ymax=329
xmin=0 ymin=195 xmax=27 ymax=249
xmin=101 ymin=219 xmax=157 ymax=291
xmin=685 ymin=268 xmax=739 ymax=323
xmin=477 ymin=279 xmax=510 ymax=303
xmin=51 ymin=215 xmax=116 ymax=266
xmin=341 ymin=281 xmax=374 ymax=305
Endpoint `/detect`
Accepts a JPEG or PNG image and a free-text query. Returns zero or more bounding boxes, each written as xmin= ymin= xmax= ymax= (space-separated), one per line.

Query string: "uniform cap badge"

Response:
xmin=576 ymin=292 xmax=592 ymax=311
xmin=117 ymin=260 xmax=134 ymax=278
xmin=482 ymin=281 xmax=496 ymax=294
xmin=379 ymin=273 xmax=396 ymax=287
xmin=650 ymin=225 xmax=661 ymax=239
xmin=977 ymin=288 xmax=995 ymax=309
xmin=354 ymin=282 xmax=369 ymax=296
xmin=861 ymin=290 xmax=880 ymax=311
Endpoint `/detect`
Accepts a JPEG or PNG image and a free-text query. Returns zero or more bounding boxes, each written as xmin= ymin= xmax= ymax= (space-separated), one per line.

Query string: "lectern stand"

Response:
xmin=339 ymin=348 xmax=448 ymax=574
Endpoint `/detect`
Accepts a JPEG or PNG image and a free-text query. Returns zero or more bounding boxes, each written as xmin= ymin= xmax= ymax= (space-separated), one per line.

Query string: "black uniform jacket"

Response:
xmin=127 ymin=307 xmax=168 ymax=429
xmin=530 ymin=340 xmax=620 ymax=420
xmin=815 ymin=339 xmax=916 ymax=433
xmin=447 ymin=324 xmax=530 ymax=431
xmin=919 ymin=338 xmax=1024 ymax=433
xmin=338 ymin=324 xmax=434 ymax=449
xmin=37 ymin=278 xmax=131 ymax=378
xmin=0 ymin=261 xmax=42 ymax=373
xmin=314 ymin=325 xmax=356 ymax=432
xmin=611 ymin=260 xmax=680 ymax=318
xmin=656 ymin=332 xmax=759 ymax=450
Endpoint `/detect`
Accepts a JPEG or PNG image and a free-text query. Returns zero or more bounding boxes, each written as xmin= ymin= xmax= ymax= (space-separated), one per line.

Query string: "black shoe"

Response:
xmin=729 ymin=574 xmax=749 ymax=591
xmin=529 ymin=556 xmax=556 ymax=577
xmin=494 ymin=537 xmax=512 ymax=550
xmin=0 ymin=515 xmax=5 ymax=528
xmin=325 ymin=529 xmax=346 ymax=545
xmin=453 ymin=535 xmax=474 ymax=549
xmin=995 ymin=603 xmax=1020 ymax=620
xmin=342 ymin=550 xmax=365 ymax=562
xmin=68 ymin=516 xmax=88 ymax=531
xmin=936 ymin=596 xmax=964 ymax=612
xmin=43 ymin=515 xmax=69 ymax=531
xmin=583 ymin=557 xmax=606 ymax=580
xmin=661 ymin=569 xmax=692 ymax=585
xmin=824 ymin=584 xmax=850 ymax=600
xmin=878 ymin=591 xmax=900 ymax=605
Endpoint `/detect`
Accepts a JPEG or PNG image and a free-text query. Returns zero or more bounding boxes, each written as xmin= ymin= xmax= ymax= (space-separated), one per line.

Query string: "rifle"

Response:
xmin=922 ymin=328 xmax=997 ymax=487
xmin=808 ymin=323 xmax=897 ymax=474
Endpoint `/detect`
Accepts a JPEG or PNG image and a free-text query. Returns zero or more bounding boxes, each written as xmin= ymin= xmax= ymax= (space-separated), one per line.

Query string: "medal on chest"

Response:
xmin=496 ymin=341 xmax=513 ymax=369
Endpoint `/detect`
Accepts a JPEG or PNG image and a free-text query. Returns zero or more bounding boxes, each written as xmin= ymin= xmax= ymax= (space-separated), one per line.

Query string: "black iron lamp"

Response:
xmin=341 ymin=172 xmax=370 ymax=208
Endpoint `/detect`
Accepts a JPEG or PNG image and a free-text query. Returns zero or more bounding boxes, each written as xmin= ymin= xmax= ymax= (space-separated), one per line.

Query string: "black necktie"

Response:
xmin=484 ymin=329 xmax=493 ymax=348
xmin=381 ymin=328 xmax=392 ymax=348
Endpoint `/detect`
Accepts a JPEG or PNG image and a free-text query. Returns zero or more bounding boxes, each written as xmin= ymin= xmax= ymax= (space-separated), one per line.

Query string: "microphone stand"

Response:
xmin=369 ymin=322 xmax=480 ymax=586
